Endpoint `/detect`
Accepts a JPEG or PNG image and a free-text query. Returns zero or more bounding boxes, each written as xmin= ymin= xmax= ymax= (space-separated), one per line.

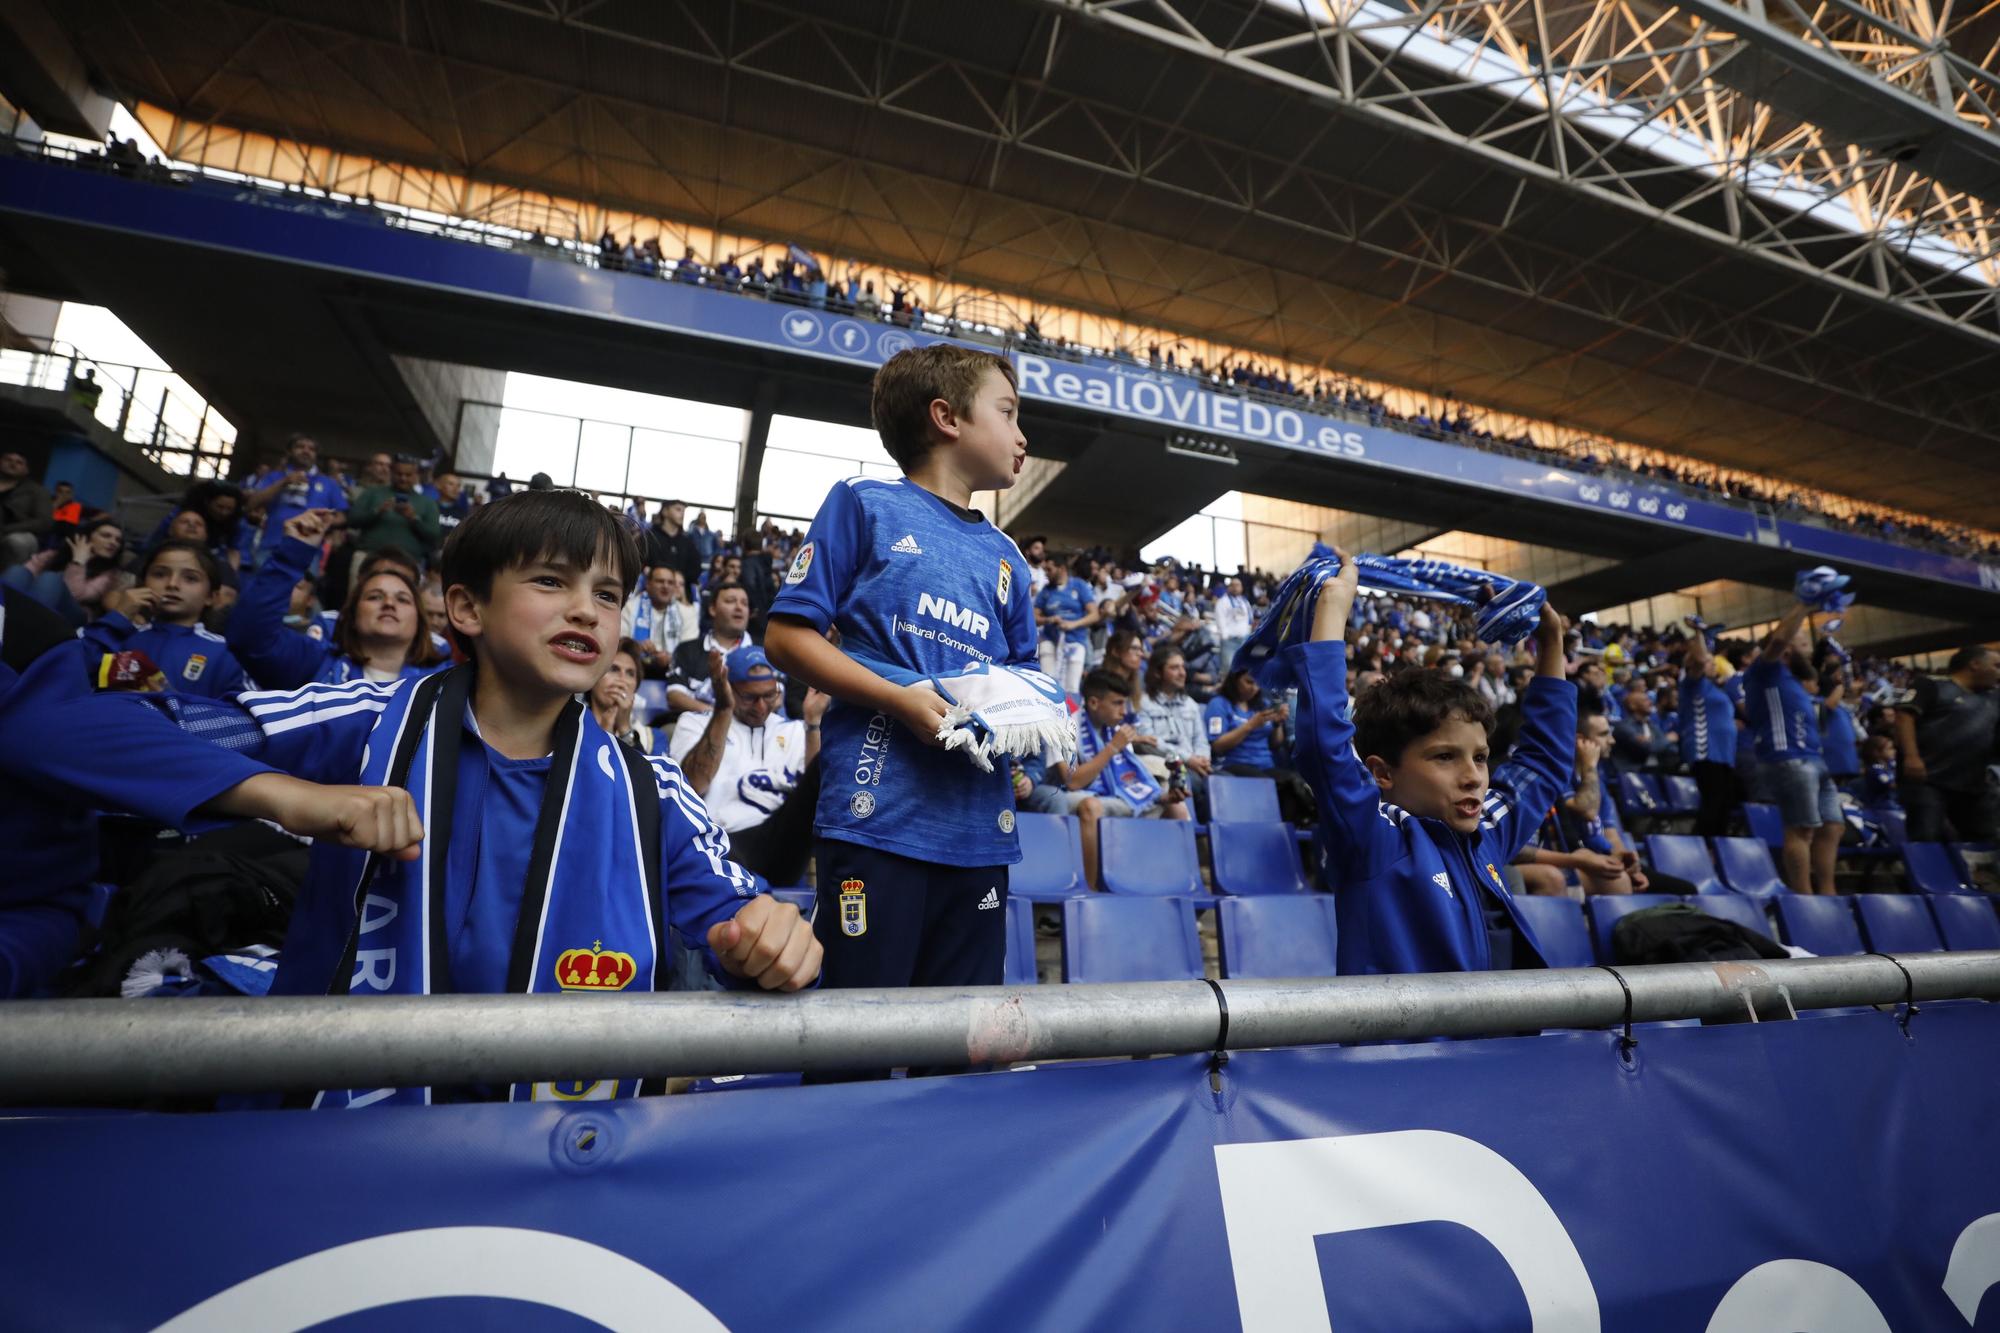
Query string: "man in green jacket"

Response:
xmin=351 ymin=456 xmax=442 ymax=572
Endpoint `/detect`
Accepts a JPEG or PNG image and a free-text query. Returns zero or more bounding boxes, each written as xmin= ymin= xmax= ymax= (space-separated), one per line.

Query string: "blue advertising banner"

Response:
xmin=7 ymin=1005 xmax=2000 ymax=1330
xmin=4 ymin=153 xmax=1996 ymax=593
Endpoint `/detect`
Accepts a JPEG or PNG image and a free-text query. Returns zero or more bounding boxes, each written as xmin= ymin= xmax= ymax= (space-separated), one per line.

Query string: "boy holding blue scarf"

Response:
xmin=1070 ymin=669 xmax=1190 ymax=821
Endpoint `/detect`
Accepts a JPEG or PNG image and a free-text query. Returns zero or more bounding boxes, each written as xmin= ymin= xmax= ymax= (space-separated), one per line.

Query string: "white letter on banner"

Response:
xmin=1944 ymin=1213 xmax=2000 ymax=1325
xmin=1015 ymin=354 xmax=1049 ymax=395
xmin=1704 ymin=1260 xmax=1889 ymax=1332
xmin=1213 ymin=1131 xmax=1600 ymax=1333
xmin=352 ymin=949 xmax=397 ymax=992
xmin=359 ymin=893 xmax=398 ymax=935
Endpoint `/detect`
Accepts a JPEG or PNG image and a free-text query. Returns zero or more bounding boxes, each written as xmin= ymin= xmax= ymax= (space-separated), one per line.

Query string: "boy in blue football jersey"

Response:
xmin=766 ymin=344 xmax=1036 ymax=1008
xmin=1289 ymin=550 xmax=1576 ymax=975
xmin=7 ymin=491 xmax=817 ymax=1102
xmin=82 ymin=540 xmax=248 ymax=698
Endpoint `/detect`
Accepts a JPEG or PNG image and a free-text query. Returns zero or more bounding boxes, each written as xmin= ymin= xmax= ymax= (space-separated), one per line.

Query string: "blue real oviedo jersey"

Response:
xmin=769 ymin=478 xmax=1039 ymax=866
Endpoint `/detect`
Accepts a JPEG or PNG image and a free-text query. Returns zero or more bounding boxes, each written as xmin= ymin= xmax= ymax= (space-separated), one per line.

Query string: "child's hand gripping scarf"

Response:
xmin=848 ymin=652 xmax=1079 ymax=773
xmin=1233 ymin=544 xmax=1548 ymax=688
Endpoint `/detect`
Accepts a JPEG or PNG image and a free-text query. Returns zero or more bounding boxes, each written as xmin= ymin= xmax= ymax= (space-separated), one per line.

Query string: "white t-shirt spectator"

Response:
xmin=1213 ymin=591 xmax=1253 ymax=641
xmin=667 ymin=710 xmax=808 ymax=833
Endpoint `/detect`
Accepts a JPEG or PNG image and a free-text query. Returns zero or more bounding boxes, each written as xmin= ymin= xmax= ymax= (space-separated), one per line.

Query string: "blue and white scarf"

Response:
xmin=1074 ymin=713 xmax=1162 ymax=811
xmin=1236 ymin=545 xmax=1546 ymax=687
xmin=848 ymin=652 xmax=1077 ymax=772
xmin=316 ymin=665 xmax=665 ymax=1109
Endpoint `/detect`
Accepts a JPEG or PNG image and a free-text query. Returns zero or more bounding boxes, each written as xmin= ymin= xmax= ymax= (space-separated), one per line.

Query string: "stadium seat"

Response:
xmin=1740 ymin=803 xmax=1785 ymax=852
xmin=1852 ymin=894 xmax=1944 ymax=954
xmin=1207 ymin=774 xmax=1280 ymax=824
xmin=1901 ymin=842 xmax=1973 ymax=895
xmin=1099 ymin=818 xmax=1205 ymax=897
xmin=1614 ymin=772 xmax=1664 ymax=822
xmin=635 ymin=679 xmax=670 ymax=724
xmin=1687 ymin=893 xmax=1774 ymax=942
xmin=769 ymin=887 xmax=816 ymax=921
xmin=1214 ymin=896 xmax=1340 ymax=979
xmin=1011 ymin=813 xmax=1089 ymax=901
xmin=1586 ymin=894 xmax=1685 ymax=962
xmin=1772 ymin=894 xmax=1865 ymax=955
xmin=1713 ymin=836 xmax=1787 ymax=898
xmin=1003 ymin=896 xmax=1038 ymax=986
xmin=1062 ymin=896 xmax=1204 ymax=983
xmin=1208 ymin=821 xmax=1308 ymax=895
xmin=1509 ymin=895 xmax=1594 ymax=969
xmin=1644 ymin=835 xmax=1724 ymax=895
xmin=1661 ymin=775 xmax=1700 ymax=816
xmin=1929 ymin=894 xmax=2000 ymax=951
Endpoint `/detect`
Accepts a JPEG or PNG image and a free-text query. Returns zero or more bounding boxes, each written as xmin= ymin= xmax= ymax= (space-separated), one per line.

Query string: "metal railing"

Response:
xmin=0 ymin=953 xmax=1992 ymax=1102
xmin=0 ymin=337 xmax=235 ymax=479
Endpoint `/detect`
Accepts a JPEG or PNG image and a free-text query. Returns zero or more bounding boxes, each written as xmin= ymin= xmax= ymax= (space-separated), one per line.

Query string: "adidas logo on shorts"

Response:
xmin=891 ymin=534 xmax=924 ymax=555
xmin=976 ymin=887 xmax=1001 ymax=910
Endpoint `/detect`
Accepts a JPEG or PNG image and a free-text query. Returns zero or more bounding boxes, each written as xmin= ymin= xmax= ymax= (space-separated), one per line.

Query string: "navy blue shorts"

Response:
xmin=812 ymin=839 xmax=1009 ymax=991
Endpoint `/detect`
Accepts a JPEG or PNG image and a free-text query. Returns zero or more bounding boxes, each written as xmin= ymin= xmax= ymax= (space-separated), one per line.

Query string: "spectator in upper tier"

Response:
xmin=1893 ymin=645 xmax=1999 ymax=843
xmin=1743 ymin=600 xmax=1841 ymax=895
xmin=671 ymin=645 xmax=828 ymax=886
xmin=226 ymin=507 xmax=448 ymax=689
xmin=350 ymin=456 xmax=442 ymax=572
xmin=244 ymin=435 xmax=348 ymax=565
xmin=1204 ymin=667 xmax=1312 ymax=824
xmin=0 ymin=450 xmax=53 ymax=571
xmin=81 ymin=540 xmax=247 ymax=698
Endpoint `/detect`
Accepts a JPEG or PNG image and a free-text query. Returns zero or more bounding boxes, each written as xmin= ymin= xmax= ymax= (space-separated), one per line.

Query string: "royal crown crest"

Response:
xmin=556 ymin=941 xmax=638 ymax=991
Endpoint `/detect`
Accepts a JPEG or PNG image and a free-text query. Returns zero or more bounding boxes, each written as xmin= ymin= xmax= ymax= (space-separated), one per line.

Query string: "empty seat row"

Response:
xmin=1007 ymin=891 xmax=2000 ymax=986
xmin=1013 ymin=811 xmax=1307 ymax=900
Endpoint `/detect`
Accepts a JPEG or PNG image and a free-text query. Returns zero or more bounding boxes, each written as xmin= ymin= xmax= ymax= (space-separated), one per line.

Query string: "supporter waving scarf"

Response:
xmin=314 ymin=665 xmax=665 ymax=1110
xmin=1236 ymin=544 xmax=1546 ymax=687
xmin=847 ymin=651 xmax=1077 ymax=773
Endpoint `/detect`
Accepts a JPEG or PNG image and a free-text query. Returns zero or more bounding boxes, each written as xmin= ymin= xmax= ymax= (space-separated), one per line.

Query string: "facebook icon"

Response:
xmin=828 ymin=320 xmax=870 ymax=358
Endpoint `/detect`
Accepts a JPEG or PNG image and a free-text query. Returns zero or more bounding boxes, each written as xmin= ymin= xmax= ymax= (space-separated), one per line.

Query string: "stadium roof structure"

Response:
xmin=24 ymin=0 xmax=2000 ymax=526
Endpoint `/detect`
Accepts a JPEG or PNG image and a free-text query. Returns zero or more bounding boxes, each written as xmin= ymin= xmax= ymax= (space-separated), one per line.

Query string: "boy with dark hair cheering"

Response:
xmin=1290 ymin=549 xmax=1577 ymax=974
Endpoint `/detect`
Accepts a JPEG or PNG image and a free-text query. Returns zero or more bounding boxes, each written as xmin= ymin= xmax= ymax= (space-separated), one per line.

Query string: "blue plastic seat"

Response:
xmin=1869 ymin=806 xmax=1909 ymax=848
xmin=1688 ymin=893 xmax=1774 ymax=941
xmin=1615 ymin=772 xmax=1664 ymax=821
xmin=1099 ymin=817 xmax=1205 ymax=897
xmin=635 ymin=679 xmax=671 ymax=724
xmin=1740 ymin=802 xmax=1785 ymax=851
xmin=768 ymin=887 xmax=816 ymax=921
xmin=1713 ymin=836 xmax=1787 ymax=898
xmin=1207 ymin=774 xmax=1280 ymax=823
xmin=1772 ymin=894 xmax=1865 ymax=955
xmin=1215 ymin=896 xmax=1340 ymax=979
xmin=1003 ymin=895 xmax=1039 ymax=985
xmin=1586 ymin=893 xmax=1686 ymax=962
xmin=1929 ymin=894 xmax=2000 ymax=951
xmin=1902 ymin=842 xmax=1972 ymax=895
xmin=1509 ymin=895 xmax=1594 ymax=969
xmin=1661 ymin=775 xmax=1700 ymax=816
xmin=1645 ymin=834 xmax=1723 ymax=895
xmin=1852 ymin=894 xmax=1943 ymax=953
xmin=1011 ymin=813 xmax=1089 ymax=901
xmin=1209 ymin=821 xmax=1308 ymax=895
xmin=1061 ymin=896 xmax=1204 ymax=983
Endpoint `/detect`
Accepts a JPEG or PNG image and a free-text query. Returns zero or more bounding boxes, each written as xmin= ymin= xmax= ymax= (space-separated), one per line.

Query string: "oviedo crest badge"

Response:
xmin=838 ymin=878 xmax=867 ymax=938
xmin=997 ymin=558 xmax=1013 ymax=606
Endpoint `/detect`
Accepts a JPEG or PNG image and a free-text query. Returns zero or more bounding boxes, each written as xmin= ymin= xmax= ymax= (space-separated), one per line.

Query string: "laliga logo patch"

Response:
xmin=182 ymin=652 xmax=208 ymax=681
xmin=838 ymin=878 xmax=867 ymax=937
xmin=786 ymin=541 xmax=815 ymax=586
xmin=556 ymin=941 xmax=637 ymax=991
xmin=997 ymin=558 xmax=1012 ymax=606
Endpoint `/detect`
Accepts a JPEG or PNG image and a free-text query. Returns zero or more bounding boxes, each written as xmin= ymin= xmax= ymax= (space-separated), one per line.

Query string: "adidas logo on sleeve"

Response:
xmin=976 ymin=887 xmax=1001 ymax=910
xmin=891 ymin=534 xmax=924 ymax=555
xmin=1431 ymin=871 xmax=1454 ymax=898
